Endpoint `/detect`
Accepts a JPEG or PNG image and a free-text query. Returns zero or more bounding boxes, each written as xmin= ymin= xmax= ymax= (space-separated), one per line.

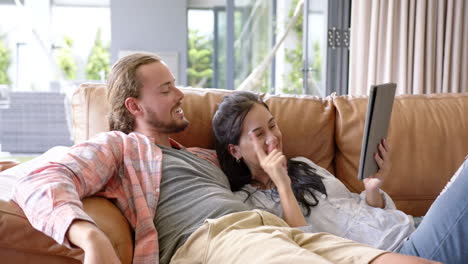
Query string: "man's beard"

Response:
xmin=145 ymin=108 xmax=189 ymax=133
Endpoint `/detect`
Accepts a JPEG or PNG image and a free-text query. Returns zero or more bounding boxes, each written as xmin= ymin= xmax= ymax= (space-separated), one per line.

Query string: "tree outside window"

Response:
xmin=85 ymin=28 xmax=110 ymax=81
xmin=0 ymin=34 xmax=11 ymax=85
xmin=187 ymin=29 xmax=213 ymax=88
xmin=55 ymin=36 xmax=77 ymax=80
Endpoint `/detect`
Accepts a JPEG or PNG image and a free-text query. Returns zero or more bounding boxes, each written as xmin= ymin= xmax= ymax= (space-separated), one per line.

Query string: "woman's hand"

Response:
xmin=249 ymin=132 xmax=290 ymax=189
xmin=364 ymin=139 xmax=391 ymax=208
xmin=249 ymin=132 xmax=306 ymax=227
xmin=364 ymin=139 xmax=391 ymax=191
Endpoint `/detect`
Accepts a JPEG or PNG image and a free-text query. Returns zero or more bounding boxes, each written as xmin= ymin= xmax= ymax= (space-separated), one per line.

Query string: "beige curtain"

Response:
xmin=349 ymin=0 xmax=468 ymax=95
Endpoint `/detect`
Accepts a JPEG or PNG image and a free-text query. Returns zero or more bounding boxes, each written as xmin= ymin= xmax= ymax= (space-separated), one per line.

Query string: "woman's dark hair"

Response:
xmin=212 ymin=91 xmax=327 ymax=216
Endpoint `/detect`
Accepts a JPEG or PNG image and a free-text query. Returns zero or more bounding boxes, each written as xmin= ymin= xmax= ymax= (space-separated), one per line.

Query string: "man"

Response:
xmin=11 ymin=53 xmax=438 ymax=264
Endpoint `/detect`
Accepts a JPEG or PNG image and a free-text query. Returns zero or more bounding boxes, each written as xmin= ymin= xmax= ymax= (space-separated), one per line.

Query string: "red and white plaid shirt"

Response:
xmin=12 ymin=131 xmax=219 ymax=264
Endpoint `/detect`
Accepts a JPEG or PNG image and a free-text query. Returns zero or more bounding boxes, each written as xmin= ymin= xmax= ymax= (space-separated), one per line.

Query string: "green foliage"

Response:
xmin=86 ymin=28 xmax=110 ymax=81
xmin=311 ymin=41 xmax=322 ymax=82
xmin=288 ymin=0 xmax=303 ymax=40
xmin=0 ymin=34 xmax=11 ymax=85
xmin=249 ymin=7 xmax=270 ymax=93
xmin=187 ymin=29 xmax=213 ymax=87
xmin=283 ymin=0 xmax=323 ymax=95
xmin=283 ymin=45 xmax=303 ymax=94
xmin=56 ymin=36 xmax=77 ymax=80
xmin=283 ymin=0 xmax=304 ymax=94
xmin=234 ymin=7 xmax=270 ymax=93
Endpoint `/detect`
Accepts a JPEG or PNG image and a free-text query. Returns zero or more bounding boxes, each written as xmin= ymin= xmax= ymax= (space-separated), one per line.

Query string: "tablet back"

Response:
xmin=358 ymin=83 xmax=396 ymax=180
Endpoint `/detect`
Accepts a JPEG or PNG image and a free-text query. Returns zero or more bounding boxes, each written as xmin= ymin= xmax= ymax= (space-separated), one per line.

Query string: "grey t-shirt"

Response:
xmin=154 ymin=145 xmax=249 ymax=264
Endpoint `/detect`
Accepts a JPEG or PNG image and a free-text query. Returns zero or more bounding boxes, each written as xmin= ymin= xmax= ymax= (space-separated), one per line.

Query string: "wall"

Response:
xmin=110 ymin=0 xmax=188 ymax=85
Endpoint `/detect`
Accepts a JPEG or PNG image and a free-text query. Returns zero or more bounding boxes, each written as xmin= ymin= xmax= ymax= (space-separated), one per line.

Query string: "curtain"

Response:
xmin=349 ymin=0 xmax=468 ymax=95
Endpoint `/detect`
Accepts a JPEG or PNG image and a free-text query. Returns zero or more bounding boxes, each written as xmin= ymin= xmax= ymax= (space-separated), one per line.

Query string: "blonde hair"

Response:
xmin=107 ymin=53 xmax=161 ymax=133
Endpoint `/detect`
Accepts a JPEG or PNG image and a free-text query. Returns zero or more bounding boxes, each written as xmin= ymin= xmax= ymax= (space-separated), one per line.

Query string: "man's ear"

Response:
xmin=228 ymin=144 xmax=242 ymax=160
xmin=125 ymin=97 xmax=142 ymax=116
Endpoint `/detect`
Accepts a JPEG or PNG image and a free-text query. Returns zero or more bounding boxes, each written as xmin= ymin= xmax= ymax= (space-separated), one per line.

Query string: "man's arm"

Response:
xmin=11 ymin=132 xmax=123 ymax=247
xmin=12 ymin=132 xmax=164 ymax=264
xmin=67 ymin=220 xmax=121 ymax=264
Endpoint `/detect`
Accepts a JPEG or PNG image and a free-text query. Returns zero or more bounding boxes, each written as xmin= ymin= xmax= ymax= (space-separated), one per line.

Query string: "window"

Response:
xmin=51 ymin=6 xmax=111 ymax=83
xmin=187 ymin=9 xmax=215 ymax=88
xmin=187 ymin=0 xmax=339 ymax=96
xmin=233 ymin=0 xmax=275 ymax=93
xmin=302 ymin=0 xmax=327 ymax=96
xmin=0 ymin=1 xmax=110 ymax=157
xmin=0 ymin=2 xmax=110 ymax=93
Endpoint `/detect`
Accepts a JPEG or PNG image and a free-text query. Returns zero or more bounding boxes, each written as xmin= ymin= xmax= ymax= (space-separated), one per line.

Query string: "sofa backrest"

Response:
xmin=334 ymin=93 xmax=468 ymax=215
xmin=72 ymin=83 xmax=468 ymax=216
xmin=71 ymin=84 xmax=336 ymax=173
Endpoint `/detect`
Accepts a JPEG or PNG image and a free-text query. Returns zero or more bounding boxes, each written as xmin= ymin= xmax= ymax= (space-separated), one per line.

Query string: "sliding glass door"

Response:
xmin=187 ymin=0 xmax=349 ymax=95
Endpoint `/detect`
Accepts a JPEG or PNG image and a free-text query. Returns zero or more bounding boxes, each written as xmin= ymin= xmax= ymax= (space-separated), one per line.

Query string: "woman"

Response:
xmin=212 ymin=91 xmax=468 ymax=264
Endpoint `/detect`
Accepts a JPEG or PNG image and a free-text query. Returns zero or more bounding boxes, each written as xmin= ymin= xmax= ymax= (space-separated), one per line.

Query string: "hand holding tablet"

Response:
xmin=358 ymin=83 xmax=396 ymax=180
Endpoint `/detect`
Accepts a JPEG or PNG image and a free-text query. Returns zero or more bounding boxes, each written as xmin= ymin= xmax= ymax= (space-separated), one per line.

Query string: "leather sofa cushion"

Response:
xmin=265 ymin=94 xmax=335 ymax=173
xmin=71 ymin=83 xmax=110 ymax=144
xmin=334 ymin=93 xmax=468 ymax=216
xmin=0 ymin=199 xmax=84 ymax=263
xmin=0 ymin=198 xmax=133 ymax=264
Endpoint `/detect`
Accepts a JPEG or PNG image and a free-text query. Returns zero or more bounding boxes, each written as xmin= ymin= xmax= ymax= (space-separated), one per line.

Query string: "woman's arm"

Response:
xmin=365 ymin=188 xmax=385 ymax=208
xmin=250 ymin=133 xmax=307 ymax=227
xmin=275 ymin=180 xmax=308 ymax=227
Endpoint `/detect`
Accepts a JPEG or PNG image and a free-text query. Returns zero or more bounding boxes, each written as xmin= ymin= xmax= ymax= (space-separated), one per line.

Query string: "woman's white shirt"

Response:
xmin=233 ymin=156 xmax=415 ymax=251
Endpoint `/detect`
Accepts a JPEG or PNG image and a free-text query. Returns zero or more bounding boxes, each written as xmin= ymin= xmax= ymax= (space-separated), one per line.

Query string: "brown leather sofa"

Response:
xmin=1 ymin=83 xmax=467 ymax=263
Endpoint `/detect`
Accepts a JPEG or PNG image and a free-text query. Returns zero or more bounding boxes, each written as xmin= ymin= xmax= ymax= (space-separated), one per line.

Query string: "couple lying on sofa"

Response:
xmin=10 ymin=52 xmax=467 ymax=264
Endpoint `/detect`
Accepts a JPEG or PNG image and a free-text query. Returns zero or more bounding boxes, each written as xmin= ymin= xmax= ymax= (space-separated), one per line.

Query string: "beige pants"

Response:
xmin=171 ymin=210 xmax=386 ymax=264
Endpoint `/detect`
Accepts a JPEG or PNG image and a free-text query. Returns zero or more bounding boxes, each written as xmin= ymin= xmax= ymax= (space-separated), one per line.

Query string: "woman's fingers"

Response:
xmin=379 ymin=139 xmax=393 ymax=160
xmin=249 ymin=132 xmax=267 ymax=160
xmin=263 ymin=150 xmax=281 ymax=168
xmin=379 ymin=139 xmax=392 ymax=169
xmin=248 ymin=132 xmax=286 ymax=173
xmin=374 ymin=151 xmax=384 ymax=168
xmin=382 ymin=138 xmax=391 ymax=152
xmin=272 ymin=152 xmax=287 ymax=168
xmin=378 ymin=141 xmax=387 ymax=158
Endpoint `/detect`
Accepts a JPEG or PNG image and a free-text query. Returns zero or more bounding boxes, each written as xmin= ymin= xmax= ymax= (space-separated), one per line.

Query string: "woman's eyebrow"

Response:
xmin=249 ymin=127 xmax=262 ymax=134
xmin=249 ymin=118 xmax=276 ymax=133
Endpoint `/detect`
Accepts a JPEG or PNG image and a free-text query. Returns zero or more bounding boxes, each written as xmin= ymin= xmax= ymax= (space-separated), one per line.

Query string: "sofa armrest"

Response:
xmin=0 ymin=160 xmax=19 ymax=172
xmin=0 ymin=197 xmax=133 ymax=264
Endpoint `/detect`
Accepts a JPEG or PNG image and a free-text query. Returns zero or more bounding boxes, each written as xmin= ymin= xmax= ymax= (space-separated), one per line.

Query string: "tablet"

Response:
xmin=358 ymin=83 xmax=396 ymax=180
